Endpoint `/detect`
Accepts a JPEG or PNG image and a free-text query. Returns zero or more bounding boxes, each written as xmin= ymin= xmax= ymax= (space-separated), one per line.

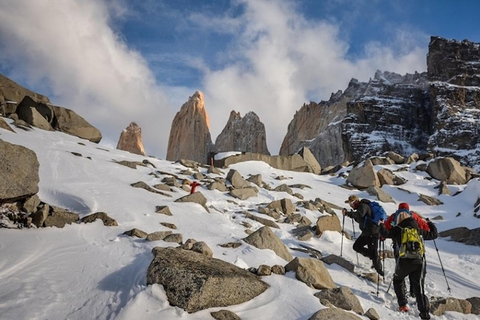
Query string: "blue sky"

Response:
xmin=0 ymin=0 xmax=479 ymax=158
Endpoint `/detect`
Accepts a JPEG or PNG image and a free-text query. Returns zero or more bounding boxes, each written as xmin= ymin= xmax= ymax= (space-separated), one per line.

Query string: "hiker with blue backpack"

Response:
xmin=379 ymin=209 xmax=438 ymax=320
xmin=342 ymin=195 xmax=385 ymax=276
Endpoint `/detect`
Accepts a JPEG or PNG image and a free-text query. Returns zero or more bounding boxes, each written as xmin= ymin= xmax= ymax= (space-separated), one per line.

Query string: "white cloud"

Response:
xmin=0 ymin=0 xmax=428 ymax=158
xmin=0 ymin=0 xmax=176 ymax=158
xmin=197 ymin=0 xmax=427 ymax=154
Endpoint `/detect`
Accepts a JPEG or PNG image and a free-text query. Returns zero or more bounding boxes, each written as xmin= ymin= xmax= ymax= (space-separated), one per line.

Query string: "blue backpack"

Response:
xmin=362 ymin=201 xmax=387 ymax=228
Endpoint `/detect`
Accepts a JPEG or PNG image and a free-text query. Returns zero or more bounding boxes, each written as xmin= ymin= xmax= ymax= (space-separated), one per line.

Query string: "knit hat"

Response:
xmin=396 ymin=211 xmax=410 ymax=224
xmin=345 ymin=195 xmax=359 ymax=203
xmin=398 ymin=202 xmax=410 ymax=210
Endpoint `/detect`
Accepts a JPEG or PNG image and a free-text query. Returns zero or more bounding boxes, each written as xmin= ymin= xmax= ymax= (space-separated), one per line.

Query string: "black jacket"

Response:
xmin=379 ymin=217 xmax=438 ymax=248
xmin=346 ymin=199 xmax=378 ymax=235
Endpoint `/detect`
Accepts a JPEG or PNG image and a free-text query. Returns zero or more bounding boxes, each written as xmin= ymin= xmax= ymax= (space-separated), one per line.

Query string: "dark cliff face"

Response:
xmin=284 ymin=36 xmax=480 ymax=169
xmin=427 ymin=37 xmax=480 ymax=166
xmin=343 ymin=71 xmax=431 ymax=162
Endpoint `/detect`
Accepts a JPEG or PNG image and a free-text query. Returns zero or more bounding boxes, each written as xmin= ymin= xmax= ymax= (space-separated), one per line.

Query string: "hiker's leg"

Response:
xmin=367 ymin=235 xmax=379 ymax=259
xmin=411 ymin=262 xmax=430 ymax=314
xmin=393 ymin=274 xmax=408 ymax=308
xmin=353 ymin=235 xmax=370 ymax=257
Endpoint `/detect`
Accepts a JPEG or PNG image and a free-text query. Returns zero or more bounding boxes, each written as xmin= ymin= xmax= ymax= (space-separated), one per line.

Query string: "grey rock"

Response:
xmin=146 ymin=247 xmax=268 ymax=313
xmin=308 ymin=307 xmax=363 ymax=320
xmin=243 ymin=226 xmax=293 ymax=261
xmin=81 ymin=212 xmax=118 ymax=226
xmin=285 ymin=257 xmax=336 ymax=289
xmin=175 ymin=192 xmax=210 ymax=212
xmin=314 ymin=286 xmax=364 ymax=314
xmin=123 ymin=228 xmax=148 ymax=238
xmin=0 ymin=140 xmax=39 ymax=202
xmin=155 ymin=205 xmax=172 ymax=216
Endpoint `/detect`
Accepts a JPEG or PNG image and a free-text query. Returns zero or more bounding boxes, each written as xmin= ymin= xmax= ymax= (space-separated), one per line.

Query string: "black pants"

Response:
xmin=353 ymin=234 xmax=378 ymax=260
xmin=393 ymin=259 xmax=429 ymax=313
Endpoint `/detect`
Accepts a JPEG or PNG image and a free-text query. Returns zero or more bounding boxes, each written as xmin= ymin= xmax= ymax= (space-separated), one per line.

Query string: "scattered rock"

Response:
xmin=243 ymin=226 xmax=293 ymax=261
xmin=314 ymin=286 xmax=364 ymax=314
xmin=285 ymin=257 xmax=336 ymax=289
xmin=146 ymin=247 xmax=268 ymax=313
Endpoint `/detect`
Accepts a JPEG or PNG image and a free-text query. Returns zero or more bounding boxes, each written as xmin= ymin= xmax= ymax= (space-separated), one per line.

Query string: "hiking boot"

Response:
xmin=398 ymin=305 xmax=409 ymax=312
xmin=419 ymin=312 xmax=431 ymax=319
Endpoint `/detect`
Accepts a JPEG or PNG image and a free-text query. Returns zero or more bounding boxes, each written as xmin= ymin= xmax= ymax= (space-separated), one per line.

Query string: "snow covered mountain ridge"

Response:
xmin=281 ymin=36 xmax=480 ymax=171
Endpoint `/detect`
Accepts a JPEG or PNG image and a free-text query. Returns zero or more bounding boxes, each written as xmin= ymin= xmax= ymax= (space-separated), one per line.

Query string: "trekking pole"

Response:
xmin=433 ymin=238 xmax=452 ymax=293
xmin=382 ymin=239 xmax=385 ymax=278
xmin=340 ymin=213 xmax=345 ymax=256
xmin=352 ymin=218 xmax=359 ymax=265
xmin=376 ymin=237 xmax=382 ymax=296
xmin=386 ymin=277 xmax=393 ymax=294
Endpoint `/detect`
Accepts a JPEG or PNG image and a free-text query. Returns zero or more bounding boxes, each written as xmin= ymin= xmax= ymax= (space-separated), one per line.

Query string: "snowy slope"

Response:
xmin=1 ymin=117 xmax=480 ymax=320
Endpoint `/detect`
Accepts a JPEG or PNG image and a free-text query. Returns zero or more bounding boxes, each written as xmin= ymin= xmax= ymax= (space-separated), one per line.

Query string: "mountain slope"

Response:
xmin=1 ymin=117 xmax=480 ymax=320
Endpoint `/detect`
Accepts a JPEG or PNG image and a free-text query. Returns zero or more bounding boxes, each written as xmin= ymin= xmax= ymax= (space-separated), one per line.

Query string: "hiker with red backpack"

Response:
xmin=342 ymin=195 xmax=385 ymax=276
xmin=379 ymin=208 xmax=438 ymax=320
xmin=385 ymin=203 xmax=431 ymax=297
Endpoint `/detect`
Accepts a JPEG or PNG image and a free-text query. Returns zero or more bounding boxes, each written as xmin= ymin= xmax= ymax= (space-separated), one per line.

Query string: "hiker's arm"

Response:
xmin=422 ymin=219 xmax=438 ymax=240
xmin=414 ymin=214 xmax=431 ymax=232
xmin=378 ymin=220 xmax=391 ymax=238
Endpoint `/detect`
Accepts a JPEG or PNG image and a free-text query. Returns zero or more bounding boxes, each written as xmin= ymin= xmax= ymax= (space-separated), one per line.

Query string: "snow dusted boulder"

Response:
xmin=0 ymin=140 xmax=39 ymax=202
xmin=314 ymin=286 xmax=364 ymax=314
xmin=427 ymin=157 xmax=468 ymax=184
xmin=174 ymin=192 xmax=210 ymax=213
xmin=81 ymin=212 xmax=118 ymax=226
xmin=243 ymin=226 xmax=293 ymax=261
xmin=309 ymin=307 xmax=363 ymax=320
xmin=211 ymin=310 xmax=241 ymax=320
xmin=266 ymin=198 xmax=296 ymax=216
xmin=430 ymin=297 xmax=472 ymax=316
xmin=315 ymin=213 xmax=341 ymax=237
xmin=226 ymin=169 xmax=250 ymax=189
xmin=285 ymin=257 xmax=336 ymax=290
xmin=346 ymin=160 xmax=380 ymax=188
xmin=366 ymin=186 xmax=395 ymax=203
xmin=146 ymin=247 xmax=268 ymax=313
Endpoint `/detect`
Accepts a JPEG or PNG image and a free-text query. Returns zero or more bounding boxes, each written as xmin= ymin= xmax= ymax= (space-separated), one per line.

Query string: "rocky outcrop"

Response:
xmin=166 ymin=91 xmax=214 ymax=164
xmin=0 ymin=72 xmax=102 ymax=143
xmin=0 ymin=73 xmax=50 ymax=114
xmin=0 ymin=140 xmax=39 ymax=202
xmin=281 ymin=36 xmax=480 ymax=170
xmin=51 ymin=105 xmax=102 ymax=143
xmin=427 ymin=37 xmax=480 ymax=164
xmin=279 ymin=87 xmax=358 ymax=158
xmin=215 ymin=110 xmax=270 ymax=155
xmin=146 ymin=247 xmax=268 ymax=313
xmin=215 ymin=149 xmax=320 ymax=174
xmin=15 ymin=96 xmax=54 ymax=130
xmin=116 ymin=122 xmax=146 ymax=156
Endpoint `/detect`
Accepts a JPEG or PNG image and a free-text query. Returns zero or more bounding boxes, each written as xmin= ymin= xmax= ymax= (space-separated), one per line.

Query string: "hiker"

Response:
xmin=385 ymin=202 xmax=430 ymax=234
xmin=379 ymin=211 xmax=437 ymax=320
xmin=190 ymin=181 xmax=200 ymax=194
xmin=342 ymin=195 xmax=384 ymax=275
xmin=385 ymin=202 xmax=431 ymax=297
